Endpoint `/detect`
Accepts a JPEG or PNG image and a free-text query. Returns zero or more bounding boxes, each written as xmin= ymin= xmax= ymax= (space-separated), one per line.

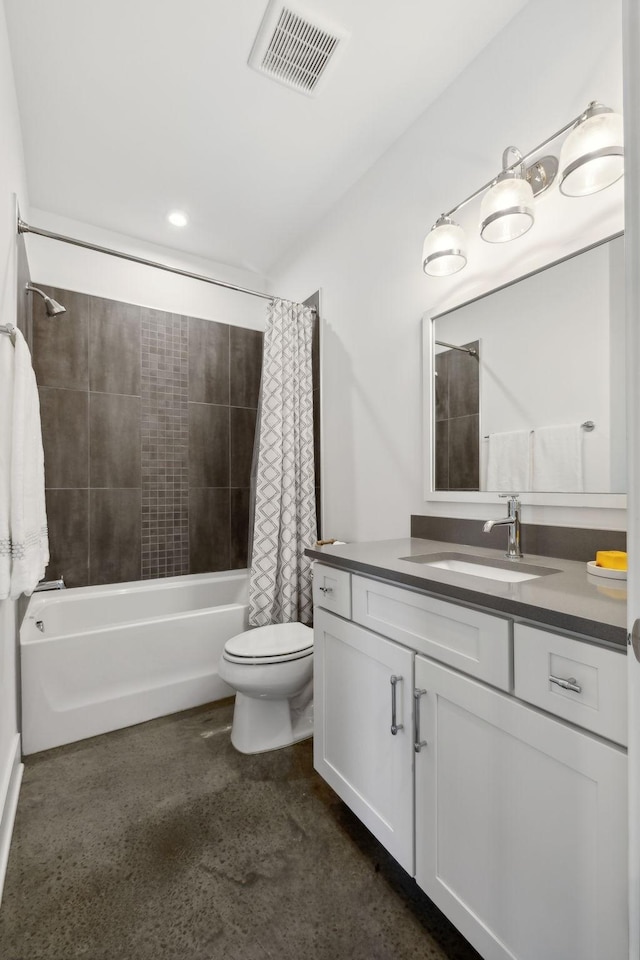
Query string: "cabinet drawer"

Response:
xmin=514 ymin=624 xmax=627 ymax=746
xmin=312 ymin=562 xmax=351 ymax=619
xmin=352 ymin=575 xmax=511 ymax=690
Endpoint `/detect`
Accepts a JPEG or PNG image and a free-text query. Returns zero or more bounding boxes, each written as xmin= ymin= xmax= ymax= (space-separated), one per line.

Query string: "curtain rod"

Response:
xmin=17 ymin=218 xmax=300 ymax=306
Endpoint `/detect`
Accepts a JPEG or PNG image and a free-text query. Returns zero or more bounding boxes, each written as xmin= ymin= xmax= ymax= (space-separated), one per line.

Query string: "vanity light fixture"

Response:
xmin=422 ymin=214 xmax=467 ymax=276
xmin=480 ymin=147 xmax=535 ymax=243
xmin=422 ymin=100 xmax=623 ymax=277
xmin=559 ymin=101 xmax=624 ymax=197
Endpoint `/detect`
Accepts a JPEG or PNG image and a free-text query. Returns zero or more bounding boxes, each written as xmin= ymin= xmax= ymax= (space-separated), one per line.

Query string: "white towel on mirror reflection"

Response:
xmin=0 ymin=329 xmax=49 ymax=600
xmin=486 ymin=430 xmax=531 ymax=491
xmin=532 ymin=424 xmax=583 ymax=492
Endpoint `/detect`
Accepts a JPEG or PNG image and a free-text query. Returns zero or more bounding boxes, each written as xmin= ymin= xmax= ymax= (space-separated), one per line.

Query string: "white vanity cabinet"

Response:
xmin=311 ymin=560 xmax=628 ymax=960
xmin=414 ymin=655 xmax=627 ymax=960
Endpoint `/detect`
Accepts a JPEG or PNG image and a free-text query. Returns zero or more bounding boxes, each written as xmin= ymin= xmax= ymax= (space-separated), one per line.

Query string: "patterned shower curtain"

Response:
xmin=248 ymin=299 xmax=317 ymax=627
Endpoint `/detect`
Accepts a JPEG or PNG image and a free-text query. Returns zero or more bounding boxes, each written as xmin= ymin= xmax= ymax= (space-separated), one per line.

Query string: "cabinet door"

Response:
xmin=415 ymin=655 xmax=628 ymax=960
xmin=314 ymin=609 xmax=414 ymax=873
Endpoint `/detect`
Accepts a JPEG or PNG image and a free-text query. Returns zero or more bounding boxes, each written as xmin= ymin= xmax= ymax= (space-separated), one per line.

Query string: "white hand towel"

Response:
xmin=0 ymin=332 xmax=14 ymax=599
xmin=486 ymin=430 xmax=531 ymax=492
xmin=532 ymin=424 xmax=583 ymax=493
xmin=8 ymin=329 xmax=49 ymax=599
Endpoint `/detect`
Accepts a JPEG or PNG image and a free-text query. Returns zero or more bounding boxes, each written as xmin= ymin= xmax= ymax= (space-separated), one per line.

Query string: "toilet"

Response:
xmin=218 ymin=622 xmax=314 ymax=754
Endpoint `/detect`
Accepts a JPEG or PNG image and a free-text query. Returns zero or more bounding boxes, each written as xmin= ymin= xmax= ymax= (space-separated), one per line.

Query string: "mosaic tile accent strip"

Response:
xmin=141 ymin=311 xmax=189 ymax=578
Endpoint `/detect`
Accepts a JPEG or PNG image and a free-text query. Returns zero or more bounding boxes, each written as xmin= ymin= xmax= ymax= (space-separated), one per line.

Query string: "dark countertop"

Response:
xmin=306 ymin=538 xmax=628 ymax=649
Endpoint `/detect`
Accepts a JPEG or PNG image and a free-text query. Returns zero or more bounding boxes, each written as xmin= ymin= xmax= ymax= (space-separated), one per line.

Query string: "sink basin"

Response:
xmin=422 ymin=558 xmax=540 ymax=582
xmin=399 ymin=552 xmax=560 ymax=583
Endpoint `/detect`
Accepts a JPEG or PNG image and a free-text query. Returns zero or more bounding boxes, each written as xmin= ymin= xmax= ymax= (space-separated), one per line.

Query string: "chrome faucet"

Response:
xmin=483 ymin=494 xmax=523 ymax=560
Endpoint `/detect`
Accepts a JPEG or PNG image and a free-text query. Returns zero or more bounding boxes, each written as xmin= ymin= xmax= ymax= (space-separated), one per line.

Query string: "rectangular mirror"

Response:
xmin=423 ymin=234 xmax=625 ymax=507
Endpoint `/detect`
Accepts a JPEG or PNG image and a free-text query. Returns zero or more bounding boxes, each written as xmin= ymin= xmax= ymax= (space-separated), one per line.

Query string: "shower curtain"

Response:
xmin=248 ymin=298 xmax=317 ymax=627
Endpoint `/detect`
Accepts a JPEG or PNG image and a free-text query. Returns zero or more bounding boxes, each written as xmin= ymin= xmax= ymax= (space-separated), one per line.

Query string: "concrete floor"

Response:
xmin=0 ymin=700 xmax=482 ymax=960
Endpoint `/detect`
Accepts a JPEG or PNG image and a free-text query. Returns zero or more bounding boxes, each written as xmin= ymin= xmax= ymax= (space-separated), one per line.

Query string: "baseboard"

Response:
xmin=0 ymin=734 xmax=23 ymax=907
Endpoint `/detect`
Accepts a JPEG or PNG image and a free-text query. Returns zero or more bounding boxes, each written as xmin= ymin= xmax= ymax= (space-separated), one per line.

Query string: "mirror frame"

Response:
xmin=422 ymin=232 xmax=626 ymax=509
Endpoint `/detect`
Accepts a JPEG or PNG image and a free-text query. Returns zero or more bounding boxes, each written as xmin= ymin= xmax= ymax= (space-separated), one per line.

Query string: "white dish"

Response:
xmin=586 ymin=560 xmax=627 ymax=581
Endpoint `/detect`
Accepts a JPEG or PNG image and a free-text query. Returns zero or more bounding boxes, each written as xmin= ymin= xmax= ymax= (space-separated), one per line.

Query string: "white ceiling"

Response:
xmin=4 ymin=0 xmax=529 ymax=276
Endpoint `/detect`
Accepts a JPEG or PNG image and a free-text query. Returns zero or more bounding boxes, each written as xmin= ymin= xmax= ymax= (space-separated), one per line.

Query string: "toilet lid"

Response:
xmin=223 ymin=622 xmax=314 ymax=664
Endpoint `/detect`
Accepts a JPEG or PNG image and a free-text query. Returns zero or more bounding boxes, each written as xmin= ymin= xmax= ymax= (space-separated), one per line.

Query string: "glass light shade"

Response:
xmin=422 ymin=218 xmax=467 ymax=277
xmin=480 ymin=176 xmax=534 ymax=243
xmin=559 ymin=108 xmax=624 ymax=197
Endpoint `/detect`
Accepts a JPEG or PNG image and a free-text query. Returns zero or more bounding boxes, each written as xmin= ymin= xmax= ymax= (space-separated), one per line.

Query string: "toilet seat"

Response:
xmin=223 ymin=622 xmax=313 ymax=665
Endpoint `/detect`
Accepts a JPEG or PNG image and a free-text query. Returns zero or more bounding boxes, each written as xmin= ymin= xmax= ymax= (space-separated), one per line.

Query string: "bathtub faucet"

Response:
xmin=34 ymin=576 xmax=65 ymax=592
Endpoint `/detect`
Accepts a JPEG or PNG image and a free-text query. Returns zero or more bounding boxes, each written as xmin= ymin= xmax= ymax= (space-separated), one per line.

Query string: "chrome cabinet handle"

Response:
xmin=318 ymin=586 xmax=333 ymax=594
xmin=414 ymin=688 xmax=427 ymax=752
xmin=390 ymin=675 xmax=403 ymax=735
xmin=549 ymin=675 xmax=582 ymax=694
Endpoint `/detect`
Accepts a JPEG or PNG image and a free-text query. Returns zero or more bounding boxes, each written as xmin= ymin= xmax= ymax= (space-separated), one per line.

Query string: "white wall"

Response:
xmin=0 ymin=0 xmax=27 ymax=902
xmin=25 ymin=208 xmax=271 ymax=331
xmin=270 ymin=0 xmax=625 ymax=538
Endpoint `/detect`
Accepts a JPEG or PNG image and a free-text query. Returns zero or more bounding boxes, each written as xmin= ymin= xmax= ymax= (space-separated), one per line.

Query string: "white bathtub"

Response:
xmin=20 ymin=571 xmax=248 ymax=755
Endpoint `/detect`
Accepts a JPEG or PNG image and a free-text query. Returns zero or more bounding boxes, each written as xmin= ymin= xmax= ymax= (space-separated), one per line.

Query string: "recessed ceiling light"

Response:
xmin=168 ymin=210 xmax=188 ymax=227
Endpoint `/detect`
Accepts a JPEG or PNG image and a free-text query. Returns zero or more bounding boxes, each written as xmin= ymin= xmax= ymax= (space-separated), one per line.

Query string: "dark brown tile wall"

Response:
xmin=90 ymin=489 xmax=142 ymax=585
xmin=90 ymin=392 xmax=141 ymax=489
xmin=230 ymin=407 xmax=257 ymax=488
xmin=188 ymin=402 xmax=230 ymax=488
xmin=39 ymin=387 xmax=89 ymax=488
xmin=32 ymin=289 xmax=91 ymax=391
xmin=230 ymin=326 xmax=262 ymax=408
xmin=34 ymin=286 xmax=321 ymax=587
xmin=90 ymin=298 xmax=141 ymax=396
xmin=188 ymin=487 xmax=231 ymax=574
xmin=188 ymin=317 xmax=264 ymax=573
xmin=45 ymin=490 xmax=89 ymax=585
xmin=33 ymin=289 xmax=142 ymax=588
xmin=434 ymin=340 xmax=480 ymax=491
xmin=189 ymin=318 xmax=229 ymax=405
xmin=34 ymin=287 xmax=309 ymax=587
xmin=230 ymin=488 xmax=251 ymax=569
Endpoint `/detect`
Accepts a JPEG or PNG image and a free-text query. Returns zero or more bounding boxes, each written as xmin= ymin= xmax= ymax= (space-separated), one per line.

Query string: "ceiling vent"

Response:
xmin=248 ymin=1 xmax=349 ymax=97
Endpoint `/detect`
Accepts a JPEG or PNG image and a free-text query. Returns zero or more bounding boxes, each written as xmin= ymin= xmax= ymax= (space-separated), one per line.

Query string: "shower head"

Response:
xmin=25 ymin=283 xmax=66 ymax=317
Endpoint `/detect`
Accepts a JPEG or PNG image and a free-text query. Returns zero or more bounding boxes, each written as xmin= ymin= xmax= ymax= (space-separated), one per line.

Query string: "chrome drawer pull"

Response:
xmin=390 ymin=675 xmax=403 ymax=735
xmin=414 ymin=688 xmax=428 ymax=752
xmin=549 ymin=675 xmax=582 ymax=694
xmin=318 ymin=586 xmax=333 ymax=594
